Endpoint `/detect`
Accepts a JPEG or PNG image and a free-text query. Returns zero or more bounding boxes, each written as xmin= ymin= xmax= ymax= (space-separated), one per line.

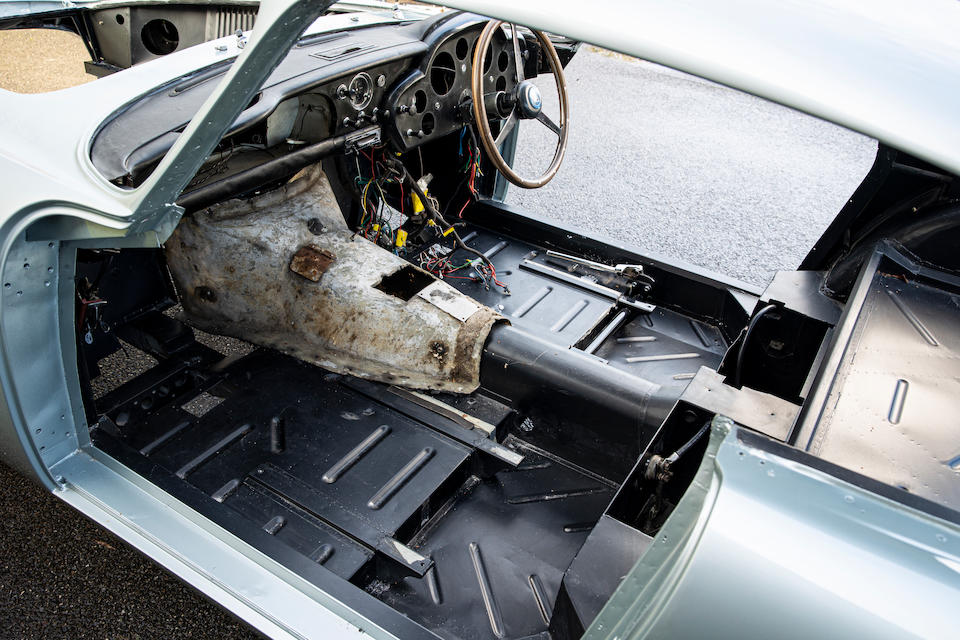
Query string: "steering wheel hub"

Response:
xmin=516 ymin=81 xmax=543 ymax=119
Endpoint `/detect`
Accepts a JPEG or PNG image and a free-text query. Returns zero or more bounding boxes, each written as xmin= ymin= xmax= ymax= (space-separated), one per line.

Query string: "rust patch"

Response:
xmin=429 ymin=341 xmax=449 ymax=365
xmin=880 ymin=272 xmax=909 ymax=283
xmin=195 ymin=285 xmax=217 ymax=302
xmin=450 ymin=308 xmax=501 ymax=384
xmin=290 ymin=246 xmax=336 ymax=282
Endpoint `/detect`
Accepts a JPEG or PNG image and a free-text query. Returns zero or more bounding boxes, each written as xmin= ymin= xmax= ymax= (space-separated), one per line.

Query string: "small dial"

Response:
xmin=348 ymin=72 xmax=374 ymax=111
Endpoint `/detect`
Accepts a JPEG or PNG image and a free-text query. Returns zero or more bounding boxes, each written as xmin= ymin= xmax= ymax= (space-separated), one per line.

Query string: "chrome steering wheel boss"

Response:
xmin=516 ymin=81 xmax=543 ymax=119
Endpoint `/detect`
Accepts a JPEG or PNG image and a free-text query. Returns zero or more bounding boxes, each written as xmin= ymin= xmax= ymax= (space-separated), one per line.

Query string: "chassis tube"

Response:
xmin=480 ymin=323 xmax=673 ymax=432
xmin=176 ymin=126 xmax=379 ymax=212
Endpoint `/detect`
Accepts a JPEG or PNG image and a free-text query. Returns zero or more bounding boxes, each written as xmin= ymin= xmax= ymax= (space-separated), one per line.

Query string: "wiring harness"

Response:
xmin=351 ymin=127 xmax=510 ymax=294
xmin=353 ymin=145 xmax=408 ymax=254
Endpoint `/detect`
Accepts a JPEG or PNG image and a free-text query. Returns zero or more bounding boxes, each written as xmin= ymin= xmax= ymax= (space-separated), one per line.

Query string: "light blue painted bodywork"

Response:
xmin=588 ymin=418 xmax=960 ymax=639
xmin=0 ymin=3 xmax=398 ymax=636
xmin=0 ymin=0 xmax=959 ymax=637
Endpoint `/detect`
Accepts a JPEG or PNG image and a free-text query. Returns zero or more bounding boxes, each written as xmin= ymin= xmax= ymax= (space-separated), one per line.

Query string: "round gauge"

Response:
xmin=348 ymin=72 xmax=374 ymax=111
xmin=430 ymin=51 xmax=457 ymax=95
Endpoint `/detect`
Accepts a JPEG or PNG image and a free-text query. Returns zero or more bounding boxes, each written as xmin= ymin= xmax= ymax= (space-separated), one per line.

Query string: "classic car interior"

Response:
xmin=64 ymin=9 xmax=960 ymax=640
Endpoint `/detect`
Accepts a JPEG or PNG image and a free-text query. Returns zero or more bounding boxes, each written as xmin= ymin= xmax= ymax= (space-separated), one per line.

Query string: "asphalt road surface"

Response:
xmin=509 ymin=48 xmax=876 ymax=287
xmin=0 ymin=32 xmax=876 ymax=640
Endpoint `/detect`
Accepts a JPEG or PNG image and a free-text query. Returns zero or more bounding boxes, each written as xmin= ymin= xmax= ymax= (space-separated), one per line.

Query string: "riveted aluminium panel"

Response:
xmin=806 ymin=267 xmax=960 ymax=509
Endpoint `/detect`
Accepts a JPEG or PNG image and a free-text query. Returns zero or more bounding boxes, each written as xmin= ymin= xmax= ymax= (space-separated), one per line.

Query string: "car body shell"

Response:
xmin=0 ymin=1 xmax=959 ymax=638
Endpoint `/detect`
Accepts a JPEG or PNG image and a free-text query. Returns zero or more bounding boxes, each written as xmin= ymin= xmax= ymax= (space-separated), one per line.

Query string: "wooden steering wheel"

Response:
xmin=470 ymin=21 xmax=570 ymax=189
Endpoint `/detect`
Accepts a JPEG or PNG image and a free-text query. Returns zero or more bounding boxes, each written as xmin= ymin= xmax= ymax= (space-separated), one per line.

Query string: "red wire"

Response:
xmin=458 ymin=163 xmax=478 ymax=219
xmin=364 ymin=148 xmax=375 ymax=177
xmin=485 ymin=262 xmax=507 ymax=289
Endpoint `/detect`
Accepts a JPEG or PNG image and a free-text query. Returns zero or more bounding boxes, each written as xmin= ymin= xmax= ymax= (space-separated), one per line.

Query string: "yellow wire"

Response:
xmin=361 ymin=181 xmax=372 ymax=227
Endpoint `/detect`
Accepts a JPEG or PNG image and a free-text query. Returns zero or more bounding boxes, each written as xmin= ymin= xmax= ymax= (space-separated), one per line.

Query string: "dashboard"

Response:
xmin=386 ymin=23 xmax=518 ymax=150
xmin=89 ymin=12 xmax=526 ymax=185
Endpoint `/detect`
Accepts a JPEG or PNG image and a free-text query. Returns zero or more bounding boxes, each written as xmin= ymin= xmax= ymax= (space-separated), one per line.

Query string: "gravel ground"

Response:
xmin=0 ymin=30 xmax=92 ymax=92
xmin=0 ymin=30 xmax=876 ymax=640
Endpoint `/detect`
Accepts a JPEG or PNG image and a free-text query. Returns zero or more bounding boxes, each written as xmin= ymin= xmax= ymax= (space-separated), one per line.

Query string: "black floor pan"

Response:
xmin=380 ymin=439 xmax=615 ymax=640
xmin=93 ymin=349 xmax=614 ymax=639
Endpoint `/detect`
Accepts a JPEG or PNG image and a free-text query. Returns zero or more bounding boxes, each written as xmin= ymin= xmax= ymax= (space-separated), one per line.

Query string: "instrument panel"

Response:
xmin=386 ymin=24 xmax=520 ymax=150
xmin=90 ymin=15 xmax=526 ymax=183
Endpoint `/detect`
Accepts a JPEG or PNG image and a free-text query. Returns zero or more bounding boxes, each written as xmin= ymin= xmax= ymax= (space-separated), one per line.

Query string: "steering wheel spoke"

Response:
xmin=510 ymin=25 xmax=526 ymax=82
xmin=536 ymin=111 xmax=561 ymax=136
xmin=495 ymin=112 xmax=519 ymax=146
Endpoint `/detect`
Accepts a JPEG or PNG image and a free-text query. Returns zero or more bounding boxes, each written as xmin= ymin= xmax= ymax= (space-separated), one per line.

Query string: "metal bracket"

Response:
xmin=546 ymin=250 xmax=653 ymax=283
xmin=520 ymin=259 xmax=656 ymax=312
xmin=344 ymin=126 xmax=382 ymax=153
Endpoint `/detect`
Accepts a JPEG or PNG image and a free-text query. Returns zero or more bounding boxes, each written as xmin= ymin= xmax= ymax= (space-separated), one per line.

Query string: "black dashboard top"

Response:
xmin=89 ymin=12 xmax=523 ymax=183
